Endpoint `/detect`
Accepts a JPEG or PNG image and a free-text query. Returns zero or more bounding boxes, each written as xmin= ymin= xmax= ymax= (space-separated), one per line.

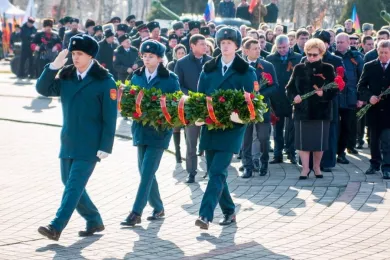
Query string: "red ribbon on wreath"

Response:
xmin=160 ymin=95 xmax=173 ymax=125
xmin=135 ymin=90 xmax=144 ymax=116
xmin=178 ymin=95 xmax=188 ymax=125
xmin=244 ymin=92 xmax=256 ymax=120
xmin=117 ymin=85 xmax=124 ymax=111
xmin=206 ymin=96 xmax=223 ymax=126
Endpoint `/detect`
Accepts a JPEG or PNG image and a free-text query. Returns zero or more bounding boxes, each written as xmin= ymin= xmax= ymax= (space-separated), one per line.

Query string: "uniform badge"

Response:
xmin=146 ymin=45 xmax=150 ymax=49
xmin=110 ymin=89 xmax=117 ymax=100
xmin=72 ymin=41 xmax=76 ymax=45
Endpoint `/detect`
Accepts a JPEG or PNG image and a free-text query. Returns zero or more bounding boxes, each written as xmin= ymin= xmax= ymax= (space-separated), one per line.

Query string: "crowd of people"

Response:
xmin=28 ymin=5 xmax=390 ymax=240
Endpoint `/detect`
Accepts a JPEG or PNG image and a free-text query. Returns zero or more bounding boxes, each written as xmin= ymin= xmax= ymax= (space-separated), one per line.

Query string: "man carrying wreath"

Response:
xmin=194 ymin=27 xmax=257 ymax=230
xmin=357 ymin=40 xmax=390 ymax=179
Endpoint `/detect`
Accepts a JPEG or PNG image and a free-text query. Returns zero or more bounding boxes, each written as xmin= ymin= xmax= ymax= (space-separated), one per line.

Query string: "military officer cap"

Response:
xmin=126 ymin=15 xmax=136 ymax=22
xmin=110 ymin=16 xmax=121 ymax=23
xmin=118 ymin=33 xmax=131 ymax=44
xmin=43 ymin=18 xmax=54 ymax=28
xmin=168 ymin=33 xmax=179 ymax=41
xmin=200 ymin=26 xmax=210 ymax=36
xmin=188 ymin=21 xmax=201 ymax=31
xmin=362 ymin=23 xmax=373 ymax=32
xmin=216 ymin=27 xmax=242 ymax=48
xmin=172 ymin=21 xmax=184 ymax=31
xmin=85 ymin=19 xmax=95 ymax=29
xmin=182 ymin=18 xmax=190 ymax=23
xmin=147 ymin=21 xmax=160 ymax=32
xmin=70 ymin=18 xmax=79 ymax=24
xmin=140 ymin=40 xmax=166 ymax=58
xmin=117 ymin=23 xmax=129 ymax=32
xmin=313 ymin=30 xmax=331 ymax=44
xmin=94 ymin=25 xmax=103 ymax=33
xmin=27 ymin=17 xmax=35 ymax=24
xmin=104 ymin=28 xmax=115 ymax=38
xmin=68 ymin=34 xmax=99 ymax=58
xmin=137 ymin=23 xmax=149 ymax=32
xmin=135 ymin=20 xmax=144 ymax=27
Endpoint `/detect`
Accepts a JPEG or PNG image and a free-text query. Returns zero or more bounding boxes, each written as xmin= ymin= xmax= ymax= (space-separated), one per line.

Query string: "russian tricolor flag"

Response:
xmin=204 ymin=0 xmax=215 ymax=22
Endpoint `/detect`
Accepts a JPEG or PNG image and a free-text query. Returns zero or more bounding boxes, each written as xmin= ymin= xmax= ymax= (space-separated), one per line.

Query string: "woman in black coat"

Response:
xmin=287 ymin=38 xmax=337 ymax=179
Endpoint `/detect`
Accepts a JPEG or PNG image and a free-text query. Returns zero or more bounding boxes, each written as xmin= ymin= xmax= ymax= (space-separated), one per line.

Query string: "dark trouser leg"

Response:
xmin=347 ymin=109 xmax=358 ymax=149
xmin=18 ymin=49 xmax=31 ymax=77
xmin=51 ymin=159 xmax=100 ymax=231
xmin=173 ymin=128 xmax=182 ymax=163
xmin=255 ymin=123 xmax=270 ymax=164
xmin=380 ymin=129 xmax=390 ymax=172
xmin=199 ymin=151 xmax=234 ymax=222
xmin=285 ymin=117 xmax=296 ymax=157
xmin=357 ymin=114 xmax=366 ymax=145
xmin=369 ymin=125 xmax=382 ymax=170
xmin=185 ymin=125 xmax=200 ymax=176
xmin=273 ymin=117 xmax=285 ymax=159
xmin=132 ymin=146 xmax=165 ymax=215
xmin=242 ymin=123 xmax=254 ymax=169
xmin=338 ymin=108 xmax=350 ymax=156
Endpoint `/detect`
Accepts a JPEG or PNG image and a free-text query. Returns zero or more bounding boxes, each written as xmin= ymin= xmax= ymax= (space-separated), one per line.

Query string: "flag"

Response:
xmin=2 ymin=13 xmax=11 ymax=56
xmin=22 ymin=0 xmax=35 ymax=24
xmin=204 ymin=0 xmax=215 ymax=22
xmin=249 ymin=0 xmax=258 ymax=14
xmin=351 ymin=4 xmax=361 ymax=33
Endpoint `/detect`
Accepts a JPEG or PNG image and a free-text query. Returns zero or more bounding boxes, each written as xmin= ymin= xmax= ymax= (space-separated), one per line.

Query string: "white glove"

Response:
xmin=230 ymin=112 xmax=243 ymax=124
xmin=195 ymin=119 xmax=205 ymax=126
xmin=51 ymin=49 xmax=69 ymax=70
xmin=97 ymin=150 xmax=110 ymax=160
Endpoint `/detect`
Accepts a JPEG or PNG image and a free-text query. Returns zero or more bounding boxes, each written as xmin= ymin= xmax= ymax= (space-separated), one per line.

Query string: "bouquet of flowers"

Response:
xmin=356 ymin=86 xmax=390 ymax=121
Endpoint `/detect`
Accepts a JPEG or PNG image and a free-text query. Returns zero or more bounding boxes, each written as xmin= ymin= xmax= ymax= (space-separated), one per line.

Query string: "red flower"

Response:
xmin=185 ymin=120 xmax=190 ymax=125
xmin=250 ymin=93 xmax=255 ymax=99
xmin=270 ymin=113 xmax=280 ymax=126
xmin=129 ymin=89 xmax=137 ymax=95
xmin=219 ymin=96 xmax=226 ymax=103
xmin=41 ymin=38 xmax=48 ymax=44
xmin=151 ymin=95 xmax=158 ymax=101
xmin=334 ymin=75 xmax=345 ymax=91
xmin=133 ymin=112 xmax=140 ymax=119
xmin=234 ymin=109 xmax=239 ymax=114
xmin=157 ymin=119 xmax=163 ymax=124
xmin=261 ymin=72 xmax=273 ymax=85
xmin=205 ymin=117 xmax=213 ymax=125
xmin=336 ymin=66 xmax=345 ymax=78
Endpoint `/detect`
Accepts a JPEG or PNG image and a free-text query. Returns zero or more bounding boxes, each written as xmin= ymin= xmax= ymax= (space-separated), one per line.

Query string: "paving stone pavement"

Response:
xmin=0 ymin=74 xmax=390 ymax=260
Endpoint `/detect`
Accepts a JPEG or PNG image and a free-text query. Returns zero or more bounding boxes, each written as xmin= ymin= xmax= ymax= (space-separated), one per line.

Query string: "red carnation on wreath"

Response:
xmin=334 ymin=76 xmax=345 ymax=91
xmin=261 ymin=72 xmax=273 ymax=85
xmin=151 ymin=95 xmax=158 ymax=101
xmin=336 ymin=66 xmax=345 ymax=78
xmin=219 ymin=96 xmax=226 ymax=103
xmin=130 ymin=89 xmax=137 ymax=95
xmin=133 ymin=112 xmax=140 ymax=119
xmin=205 ymin=117 xmax=213 ymax=125
xmin=250 ymin=93 xmax=255 ymax=99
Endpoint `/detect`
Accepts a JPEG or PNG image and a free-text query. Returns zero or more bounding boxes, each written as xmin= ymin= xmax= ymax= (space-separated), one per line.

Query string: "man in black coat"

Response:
xmin=180 ymin=21 xmax=201 ymax=53
xmin=93 ymin=25 xmax=103 ymax=42
xmin=357 ymin=40 xmax=390 ymax=179
xmin=125 ymin=15 xmax=136 ymax=33
xmin=96 ymin=29 xmax=119 ymax=80
xmin=18 ymin=17 xmax=37 ymax=79
xmin=113 ymin=34 xmax=139 ymax=82
xmin=364 ymin=30 xmax=389 ymax=63
xmin=218 ymin=0 xmax=235 ymax=18
xmin=293 ymin=29 xmax=309 ymax=56
xmin=174 ymin=34 xmax=212 ymax=183
xmin=172 ymin=21 xmax=185 ymax=41
xmin=58 ymin=16 xmax=72 ymax=41
xmin=63 ymin=18 xmax=84 ymax=65
xmin=131 ymin=23 xmax=150 ymax=50
xmin=147 ymin=21 xmax=168 ymax=48
xmin=236 ymin=0 xmax=251 ymax=21
xmin=263 ymin=0 xmax=279 ymax=23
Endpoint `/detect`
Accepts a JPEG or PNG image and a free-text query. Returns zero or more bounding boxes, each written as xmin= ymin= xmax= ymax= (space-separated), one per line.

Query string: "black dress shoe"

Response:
xmin=241 ymin=168 xmax=253 ymax=178
xmin=78 ymin=225 xmax=105 ymax=237
xmin=219 ymin=214 xmax=236 ymax=226
xmin=185 ymin=175 xmax=195 ymax=183
xmin=120 ymin=212 xmax=141 ymax=226
xmin=195 ymin=216 xmax=209 ymax=230
xmin=147 ymin=210 xmax=165 ymax=221
xmin=356 ymin=143 xmax=364 ymax=149
xmin=269 ymin=158 xmax=283 ymax=164
xmin=320 ymin=167 xmax=332 ymax=172
xmin=337 ymin=156 xmax=350 ymax=164
xmin=238 ymin=166 xmax=244 ymax=172
xmin=197 ymin=151 xmax=204 ymax=156
xmin=383 ymin=171 xmax=390 ymax=180
xmin=38 ymin=225 xmax=61 ymax=241
xmin=365 ymin=166 xmax=379 ymax=175
xmin=347 ymin=148 xmax=359 ymax=155
xmin=253 ymin=160 xmax=260 ymax=172
xmin=260 ymin=164 xmax=268 ymax=176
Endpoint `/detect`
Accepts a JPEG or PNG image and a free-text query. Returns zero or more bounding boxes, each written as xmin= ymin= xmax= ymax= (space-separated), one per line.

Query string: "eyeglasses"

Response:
xmin=307 ymin=53 xmax=319 ymax=57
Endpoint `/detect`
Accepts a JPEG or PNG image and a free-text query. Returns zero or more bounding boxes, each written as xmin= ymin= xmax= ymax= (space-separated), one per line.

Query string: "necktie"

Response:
xmin=250 ymin=62 xmax=256 ymax=68
xmin=382 ymin=63 xmax=387 ymax=72
xmin=223 ymin=65 xmax=228 ymax=74
xmin=148 ymin=76 xmax=151 ymax=83
xmin=78 ymin=75 xmax=82 ymax=82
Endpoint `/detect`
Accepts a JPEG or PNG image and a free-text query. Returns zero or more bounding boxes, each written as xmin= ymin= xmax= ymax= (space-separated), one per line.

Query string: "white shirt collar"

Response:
xmin=247 ymin=58 xmax=257 ymax=64
xmin=221 ymin=58 xmax=234 ymax=75
xmin=77 ymin=60 xmax=94 ymax=80
xmin=145 ymin=67 xmax=158 ymax=82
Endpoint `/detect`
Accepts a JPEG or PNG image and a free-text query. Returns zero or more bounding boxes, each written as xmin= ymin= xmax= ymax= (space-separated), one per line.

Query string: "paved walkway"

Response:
xmin=0 ymin=73 xmax=390 ymax=260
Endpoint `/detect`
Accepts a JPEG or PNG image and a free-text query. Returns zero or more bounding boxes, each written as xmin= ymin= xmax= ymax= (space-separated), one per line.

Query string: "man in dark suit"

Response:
xmin=364 ymin=30 xmax=389 ymax=63
xmin=293 ymin=28 xmax=309 ymax=56
xmin=358 ymin=40 xmax=390 ymax=179
xmin=95 ymin=29 xmax=118 ymax=79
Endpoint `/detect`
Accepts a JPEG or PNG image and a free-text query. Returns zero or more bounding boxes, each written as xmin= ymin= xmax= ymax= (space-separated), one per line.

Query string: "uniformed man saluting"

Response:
xmin=36 ymin=34 xmax=118 ymax=241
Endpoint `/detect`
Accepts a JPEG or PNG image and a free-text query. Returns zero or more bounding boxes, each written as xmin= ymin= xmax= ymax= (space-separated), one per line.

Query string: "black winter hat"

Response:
xmin=147 ymin=21 xmax=160 ymax=32
xmin=137 ymin=24 xmax=148 ymax=32
xmin=43 ymin=19 xmax=54 ymax=28
xmin=172 ymin=21 xmax=184 ymax=31
xmin=140 ymin=40 xmax=166 ymax=57
xmin=313 ymin=30 xmax=331 ymax=44
xmin=68 ymin=34 xmax=99 ymax=58
xmin=216 ymin=27 xmax=242 ymax=48
xmin=168 ymin=33 xmax=179 ymax=41
xmin=63 ymin=16 xmax=72 ymax=24
xmin=59 ymin=18 xmax=65 ymax=25
xmin=118 ymin=34 xmax=131 ymax=44
xmin=110 ymin=17 xmax=121 ymax=23
xmin=126 ymin=15 xmax=136 ymax=22
xmin=70 ymin=18 xmax=79 ymax=24
xmin=117 ymin=23 xmax=129 ymax=32
xmin=135 ymin=20 xmax=144 ymax=27
xmin=104 ymin=29 xmax=115 ymax=38
xmin=85 ymin=19 xmax=95 ymax=29
xmin=200 ymin=26 xmax=210 ymax=36
xmin=94 ymin=25 xmax=103 ymax=33
xmin=188 ymin=21 xmax=201 ymax=31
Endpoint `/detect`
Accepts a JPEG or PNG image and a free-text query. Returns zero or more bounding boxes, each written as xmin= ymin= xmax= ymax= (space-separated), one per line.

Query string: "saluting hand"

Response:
xmin=51 ymin=49 xmax=69 ymax=70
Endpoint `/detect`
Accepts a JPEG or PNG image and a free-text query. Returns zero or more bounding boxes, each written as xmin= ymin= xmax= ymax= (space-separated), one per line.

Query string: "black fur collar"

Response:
xmin=203 ymin=54 xmax=249 ymax=74
xmin=59 ymin=60 xmax=109 ymax=80
xmin=134 ymin=63 xmax=170 ymax=78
